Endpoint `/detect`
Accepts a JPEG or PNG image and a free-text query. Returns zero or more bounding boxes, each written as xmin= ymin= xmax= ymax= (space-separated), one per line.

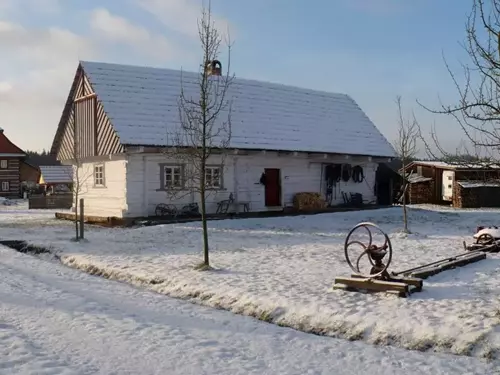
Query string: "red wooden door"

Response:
xmin=264 ymin=168 xmax=281 ymax=207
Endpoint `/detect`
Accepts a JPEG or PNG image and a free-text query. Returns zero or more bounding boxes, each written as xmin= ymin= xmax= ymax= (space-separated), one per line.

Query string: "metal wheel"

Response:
xmin=477 ymin=233 xmax=494 ymax=245
xmin=344 ymin=222 xmax=392 ymax=279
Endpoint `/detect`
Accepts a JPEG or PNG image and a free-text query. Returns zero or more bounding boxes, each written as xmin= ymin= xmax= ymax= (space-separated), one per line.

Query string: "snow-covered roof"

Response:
xmin=457 ymin=180 xmax=500 ymax=188
xmin=411 ymin=160 xmax=500 ymax=170
xmin=39 ymin=165 xmax=73 ymax=184
xmin=80 ymin=61 xmax=396 ymax=158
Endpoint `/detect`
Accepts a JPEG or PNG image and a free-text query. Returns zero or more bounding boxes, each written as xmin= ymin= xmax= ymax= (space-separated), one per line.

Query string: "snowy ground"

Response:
xmin=3 ymin=201 xmax=500 ymax=359
xmin=1 ymin=204 xmax=497 ymax=374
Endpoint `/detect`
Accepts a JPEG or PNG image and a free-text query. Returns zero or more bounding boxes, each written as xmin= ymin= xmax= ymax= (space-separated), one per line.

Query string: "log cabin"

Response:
xmin=0 ymin=128 xmax=26 ymax=198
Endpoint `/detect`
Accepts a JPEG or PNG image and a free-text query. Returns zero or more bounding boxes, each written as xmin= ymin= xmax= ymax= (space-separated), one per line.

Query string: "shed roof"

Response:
xmin=457 ymin=180 xmax=500 ymax=188
xmin=76 ymin=61 xmax=395 ymax=158
xmin=39 ymin=165 xmax=73 ymax=184
xmin=407 ymin=160 xmax=500 ymax=170
xmin=0 ymin=128 xmax=25 ymax=156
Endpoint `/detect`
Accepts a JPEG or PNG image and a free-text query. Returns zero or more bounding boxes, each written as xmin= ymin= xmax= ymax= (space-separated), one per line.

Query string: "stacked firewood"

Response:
xmin=293 ymin=192 xmax=327 ymax=211
xmin=408 ymin=181 xmax=434 ymax=204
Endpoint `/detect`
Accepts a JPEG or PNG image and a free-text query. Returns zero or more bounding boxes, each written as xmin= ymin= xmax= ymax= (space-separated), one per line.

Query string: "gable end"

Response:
xmin=50 ymin=63 xmax=124 ymax=161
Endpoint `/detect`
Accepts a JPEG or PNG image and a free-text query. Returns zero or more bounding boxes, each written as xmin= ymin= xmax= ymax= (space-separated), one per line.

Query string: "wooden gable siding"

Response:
xmin=0 ymin=158 xmax=21 ymax=197
xmin=56 ymin=69 xmax=123 ymax=161
xmin=75 ymin=97 xmax=96 ymax=158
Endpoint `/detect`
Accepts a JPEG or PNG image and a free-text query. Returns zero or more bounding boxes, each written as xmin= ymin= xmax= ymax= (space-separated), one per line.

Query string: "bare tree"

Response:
xmin=393 ymin=96 xmax=419 ymax=233
xmin=163 ymin=1 xmax=234 ymax=270
xmin=418 ymin=0 xmax=500 ymax=161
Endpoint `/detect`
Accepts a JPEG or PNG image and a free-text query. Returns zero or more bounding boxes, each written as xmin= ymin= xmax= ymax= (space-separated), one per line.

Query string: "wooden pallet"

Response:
xmin=403 ymin=251 xmax=486 ymax=279
xmin=333 ymin=275 xmax=423 ymax=298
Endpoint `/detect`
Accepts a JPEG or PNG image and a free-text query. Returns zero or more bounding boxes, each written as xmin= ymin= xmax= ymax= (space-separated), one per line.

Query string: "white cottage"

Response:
xmin=50 ymin=61 xmax=396 ymax=219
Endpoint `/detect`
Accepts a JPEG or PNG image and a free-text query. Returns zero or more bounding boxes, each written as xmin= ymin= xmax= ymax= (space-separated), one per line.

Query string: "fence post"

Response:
xmin=79 ymin=198 xmax=84 ymax=239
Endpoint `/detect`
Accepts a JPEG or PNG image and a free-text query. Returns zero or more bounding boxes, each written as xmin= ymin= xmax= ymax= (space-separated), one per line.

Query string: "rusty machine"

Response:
xmin=333 ymin=222 xmax=487 ymax=297
xmin=464 ymin=226 xmax=500 ymax=253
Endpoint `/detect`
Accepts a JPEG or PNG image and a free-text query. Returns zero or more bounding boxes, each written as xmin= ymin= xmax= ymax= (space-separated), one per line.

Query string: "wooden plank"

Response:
xmin=410 ymin=252 xmax=486 ymax=279
xmin=350 ymin=274 xmax=423 ymax=290
xmin=333 ymin=276 xmax=409 ymax=296
xmin=74 ymin=93 xmax=96 ymax=103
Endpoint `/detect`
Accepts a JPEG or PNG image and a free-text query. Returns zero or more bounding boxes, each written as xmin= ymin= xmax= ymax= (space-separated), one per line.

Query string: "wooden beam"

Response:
xmin=350 ymin=274 xmax=423 ymax=291
xmin=74 ymin=93 xmax=97 ymax=103
xmin=407 ymin=252 xmax=486 ymax=279
xmin=333 ymin=276 xmax=409 ymax=297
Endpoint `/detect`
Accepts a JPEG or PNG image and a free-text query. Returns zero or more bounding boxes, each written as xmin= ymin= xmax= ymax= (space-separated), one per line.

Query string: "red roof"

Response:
xmin=0 ymin=129 xmax=25 ymax=155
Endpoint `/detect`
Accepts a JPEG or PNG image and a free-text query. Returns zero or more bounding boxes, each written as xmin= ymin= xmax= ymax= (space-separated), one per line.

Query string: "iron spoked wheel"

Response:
xmin=477 ymin=233 xmax=495 ymax=245
xmin=344 ymin=222 xmax=393 ymax=279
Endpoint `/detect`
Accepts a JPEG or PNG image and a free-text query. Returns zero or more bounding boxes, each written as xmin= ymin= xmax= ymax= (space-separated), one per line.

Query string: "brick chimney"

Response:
xmin=205 ymin=60 xmax=222 ymax=76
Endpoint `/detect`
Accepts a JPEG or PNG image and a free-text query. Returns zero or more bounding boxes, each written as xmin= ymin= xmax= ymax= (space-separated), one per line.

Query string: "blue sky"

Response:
xmin=0 ymin=0 xmax=477 ymax=154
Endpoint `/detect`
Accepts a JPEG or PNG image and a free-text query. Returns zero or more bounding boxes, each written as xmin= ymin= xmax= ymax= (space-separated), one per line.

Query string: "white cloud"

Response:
xmin=0 ymin=19 xmax=98 ymax=151
xmin=0 ymin=5 xmax=199 ymax=151
xmin=89 ymin=8 xmax=177 ymax=60
xmin=136 ymin=0 xmax=234 ymax=40
xmin=0 ymin=81 xmax=12 ymax=93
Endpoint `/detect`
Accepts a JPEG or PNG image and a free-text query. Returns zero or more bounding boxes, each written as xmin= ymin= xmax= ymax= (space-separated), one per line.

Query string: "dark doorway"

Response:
xmin=264 ymin=168 xmax=281 ymax=207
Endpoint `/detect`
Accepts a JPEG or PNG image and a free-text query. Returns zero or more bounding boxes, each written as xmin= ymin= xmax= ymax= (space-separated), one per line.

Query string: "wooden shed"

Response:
xmin=401 ymin=161 xmax=500 ymax=206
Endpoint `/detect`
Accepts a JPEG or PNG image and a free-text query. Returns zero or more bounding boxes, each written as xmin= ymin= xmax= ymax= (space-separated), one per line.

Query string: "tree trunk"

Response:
xmin=200 ymin=185 xmax=209 ymax=266
xmin=401 ymin=161 xmax=409 ymax=233
xmin=402 ymin=189 xmax=408 ymax=233
xmin=74 ymin=193 xmax=79 ymax=240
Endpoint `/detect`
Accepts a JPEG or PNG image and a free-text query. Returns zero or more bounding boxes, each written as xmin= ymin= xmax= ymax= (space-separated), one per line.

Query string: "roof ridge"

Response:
xmin=79 ymin=60 xmax=353 ymax=100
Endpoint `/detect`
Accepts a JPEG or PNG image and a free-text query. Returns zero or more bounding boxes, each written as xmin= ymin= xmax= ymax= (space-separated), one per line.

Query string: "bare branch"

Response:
xmin=417 ymin=0 xmax=500 ymax=161
xmin=161 ymin=1 xmax=235 ymax=267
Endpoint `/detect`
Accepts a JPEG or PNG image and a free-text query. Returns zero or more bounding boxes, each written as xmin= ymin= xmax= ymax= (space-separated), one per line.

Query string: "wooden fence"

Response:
xmin=28 ymin=194 xmax=73 ymax=209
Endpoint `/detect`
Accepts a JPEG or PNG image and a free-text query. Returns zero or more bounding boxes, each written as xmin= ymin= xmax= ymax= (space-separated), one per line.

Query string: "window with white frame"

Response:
xmin=163 ymin=165 xmax=183 ymax=189
xmin=1 ymin=181 xmax=9 ymax=191
xmin=0 ymin=160 xmax=7 ymax=169
xmin=205 ymin=166 xmax=222 ymax=188
xmin=94 ymin=164 xmax=105 ymax=186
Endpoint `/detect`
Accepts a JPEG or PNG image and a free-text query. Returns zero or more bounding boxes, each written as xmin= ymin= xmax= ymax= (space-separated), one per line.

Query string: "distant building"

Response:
xmin=0 ymin=128 xmax=30 ymax=198
xmin=401 ymin=160 xmax=500 ymax=208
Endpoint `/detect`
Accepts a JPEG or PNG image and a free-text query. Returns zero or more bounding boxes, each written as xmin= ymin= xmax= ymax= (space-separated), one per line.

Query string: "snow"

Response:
xmin=79 ymin=60 xmax=396 ymax=157
xmin=4 ymin=204 xmax=500 ymax=360
xmin=1 ymin=211 xmax=496 ymax=374
xmin=411 ymin=160 xmax=500 ymax=170
xmin=458 ymin=181 xmax=500 ymax=188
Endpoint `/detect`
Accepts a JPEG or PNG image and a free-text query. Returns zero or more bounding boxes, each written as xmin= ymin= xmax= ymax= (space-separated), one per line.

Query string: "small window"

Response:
xmin=0 ymin=160 xmax=7 ymax=169
xmin=163 ymin=165 xmax=183 ymax=189
xmin=205 ymin=166 xmax=222 ymax=188
xmin=94 ymin=164 xmax=105 ymax=187
xmin=1 ymin=181 xmax=9 ymax=191
xmin=448 ymin=184 xmax=452 ymax=189
xmin=448 ymin=176 xmax=453 ymax=180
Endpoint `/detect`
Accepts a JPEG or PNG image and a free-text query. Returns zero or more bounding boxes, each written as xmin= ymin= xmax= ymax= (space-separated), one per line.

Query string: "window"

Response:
xmin=94 ymin=164 xmax=105 ymax=187
xmin=448 ymin=184 xmax=452 ymax=189
xmin=1 ymin=181 xmax=9 ymax=191
xmin=0 ymin=160 xmax=7 ymax=169
xmin=205 ymin=166 xmax=222 ymax=188
xmin=448 ymin=176 xmax=453 ymax=180
xmin=163 ymin=165 xmax=183 ymax=188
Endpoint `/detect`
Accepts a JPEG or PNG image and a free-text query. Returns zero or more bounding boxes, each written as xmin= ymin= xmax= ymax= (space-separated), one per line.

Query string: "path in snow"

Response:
xmin=0 ymin=246 xmax=498 ymax=375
